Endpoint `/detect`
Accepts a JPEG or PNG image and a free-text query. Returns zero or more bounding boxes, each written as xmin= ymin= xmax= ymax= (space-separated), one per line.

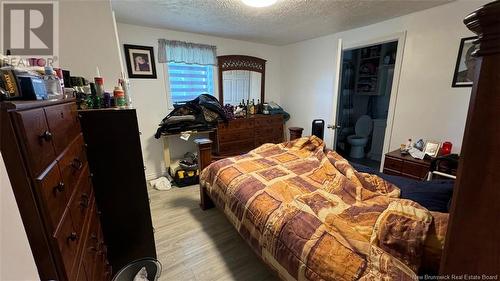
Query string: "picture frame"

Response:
xmin=424 ymin=140 xmax=441 ymax=158
xmin=451 ymin=36 xmax=477 ymax=88
xmin=124 ymin=44 xmax=157 ymax=79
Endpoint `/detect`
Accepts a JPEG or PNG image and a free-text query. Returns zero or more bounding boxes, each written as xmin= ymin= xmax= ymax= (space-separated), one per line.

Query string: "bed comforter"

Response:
xmin=200 ymin=136 xmax=435 ymax=281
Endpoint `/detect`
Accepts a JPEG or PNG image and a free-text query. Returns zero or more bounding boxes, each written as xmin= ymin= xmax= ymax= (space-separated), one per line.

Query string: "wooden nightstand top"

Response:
xmin=385 ymin=149 xmax=432 ymax=165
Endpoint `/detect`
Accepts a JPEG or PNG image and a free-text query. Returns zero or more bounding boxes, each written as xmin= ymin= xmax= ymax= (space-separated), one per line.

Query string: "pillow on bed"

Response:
xmin=350 ymin=162 xmax=454 ymax=213
xmin=398 ymin=180 xmax=454 ymax=213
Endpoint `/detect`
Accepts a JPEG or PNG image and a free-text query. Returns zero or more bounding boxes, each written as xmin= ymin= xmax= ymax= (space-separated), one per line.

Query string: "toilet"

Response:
xmin=347 ymin=115 xmax=373 ymax=159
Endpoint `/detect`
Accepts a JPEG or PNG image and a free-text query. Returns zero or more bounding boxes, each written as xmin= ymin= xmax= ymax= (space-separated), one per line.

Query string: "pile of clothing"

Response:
xmin=154 ymin=94 xmax=227 ymax=138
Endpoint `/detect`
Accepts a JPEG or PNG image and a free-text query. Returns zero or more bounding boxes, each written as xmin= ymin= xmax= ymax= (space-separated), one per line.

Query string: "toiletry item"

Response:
xmin=119 ymin=77 xmax=132 ymax=107
xmin=88 ymin=82 xmax=101 ymax=109
xmin=54 ymin=68 xmax=65 ymax=89
xmin=86 ymin=83 xmax=96 ymax=109
xmin=43 ymin=66 xmax=63 ymax=100
xmin=94 ymin=77 xmax=104 ymax=97
xmin=262 ymin=103 xmax=270 ymax=115
xmin=405 ymin=138 xmax=412 ymax=150
xmin=103 ymin=92 xmax=111 ymax=108
xmin=113 ymin=85 xmax=125 ymax=107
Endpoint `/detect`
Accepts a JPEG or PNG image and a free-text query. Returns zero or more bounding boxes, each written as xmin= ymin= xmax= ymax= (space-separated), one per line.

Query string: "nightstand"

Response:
xmin=383 ymin=149 xmax=432 ymax=180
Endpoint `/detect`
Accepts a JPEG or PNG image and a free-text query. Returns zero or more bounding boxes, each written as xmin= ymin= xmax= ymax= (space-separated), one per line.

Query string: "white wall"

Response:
xmin=116 ymin=23 xmax=282 ymax=179
xmin=59 ymin=0 xmax=123 ymax=84
xmin=280 ymin=0 xmax=486 ymax=153
xmin=0 ymin=154 xmax=39 ymax=281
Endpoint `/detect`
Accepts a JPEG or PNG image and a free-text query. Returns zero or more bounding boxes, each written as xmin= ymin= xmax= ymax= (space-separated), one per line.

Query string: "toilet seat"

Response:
xmin=354 ymin=115 xmax=373 ymax=137
xmin=347 ymin=115 xmax=373 ymax=158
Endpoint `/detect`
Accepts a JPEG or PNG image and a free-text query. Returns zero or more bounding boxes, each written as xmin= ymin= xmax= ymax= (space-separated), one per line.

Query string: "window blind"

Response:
xmin=168 ymin=62 xmax=214 ymax=103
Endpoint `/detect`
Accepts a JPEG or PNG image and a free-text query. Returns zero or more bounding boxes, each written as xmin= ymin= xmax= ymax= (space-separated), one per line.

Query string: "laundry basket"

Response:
xmin=111 ymin=258 xmax=162 ymax=281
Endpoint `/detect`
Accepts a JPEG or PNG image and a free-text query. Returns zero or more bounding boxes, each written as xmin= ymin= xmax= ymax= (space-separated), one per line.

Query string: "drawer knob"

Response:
xmin=39 ymin=131 xmax=52 ymax=142
xmin=54 ymin=182 xmax=65 ymax=193
xmin=67 ymin=232 xmax=78 ymax=242
xmin=80 ymin=194 xmax=89 ymax=208
xmin=72 ymin=158 xmax=83 ymax=170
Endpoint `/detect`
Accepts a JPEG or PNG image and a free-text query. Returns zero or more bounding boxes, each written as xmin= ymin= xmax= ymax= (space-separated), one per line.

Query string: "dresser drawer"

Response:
xmin=71 ymin=253 xmax=88 ymax=281
xmin=59 ymin=135 xmax=87 ymax=196
xmin=255 ymin=126 xmax=283 ymax=138
xmin=69 ymin=166 xmax=92 ymax=235
xmin=218 ymin=140 xmax=254 ymax=155
xmin=82 ymin=203 xmax=99 ymax=281
xmin=218 ymin=118 xmax=254 ymax=131
xmin=36 ymin=162 xmax=69 ymax=232
xmin=93 ymin=244 xmax=110 ymax=281
xmin=383 ymin=168 xmax=401 ymax=176
xmin=384 ymin=156 xmax=403 ymax=172
xmin=54 ymin=210 xmax=79 ymax=277
xmin=218 ymin=129 xmax=254 ymax=143
xmin=402 ymin=161 xmax=429 ymax=180
xmin=14 ymin=108 xmax=56 ymax=176
xmin=75 ymin=262 xmax=88 ymax=281
xmin=254 ymin=115 xmax=283 ymax=127
xmin=256 ymin=134 xmax=284 ymax=146
xmin=44 ymin=102 xmax=81 ymax=155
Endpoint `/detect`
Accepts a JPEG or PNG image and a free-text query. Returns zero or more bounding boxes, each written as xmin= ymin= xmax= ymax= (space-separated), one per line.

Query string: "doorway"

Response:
xmin=333 ymin=40 xmax=399 ymax=170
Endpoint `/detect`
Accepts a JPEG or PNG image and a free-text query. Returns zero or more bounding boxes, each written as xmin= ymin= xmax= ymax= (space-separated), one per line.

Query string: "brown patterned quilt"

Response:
xmin=200 ymin=136 xmax=437 ymax=281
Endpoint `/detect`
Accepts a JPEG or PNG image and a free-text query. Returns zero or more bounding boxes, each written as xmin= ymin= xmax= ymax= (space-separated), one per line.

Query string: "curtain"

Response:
xmin=158 ymin=39 xmax=217 ymax=65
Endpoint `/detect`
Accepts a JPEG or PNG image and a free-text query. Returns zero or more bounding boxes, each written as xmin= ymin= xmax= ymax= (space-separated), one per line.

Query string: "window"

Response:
xmin=167 ymin=62 xmax=214 ymax=104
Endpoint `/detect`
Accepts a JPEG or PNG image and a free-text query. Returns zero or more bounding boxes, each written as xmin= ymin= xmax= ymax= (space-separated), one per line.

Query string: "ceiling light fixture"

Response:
xmin=241 ymin=0 xmax=277 ymax=8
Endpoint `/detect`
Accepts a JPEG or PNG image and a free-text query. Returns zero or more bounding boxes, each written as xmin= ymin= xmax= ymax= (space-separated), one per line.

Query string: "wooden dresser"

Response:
xmin=383 ymin=149 xmax=431 ymax=180
xmin=212 ymin=114 xmax=284 ymax=156
xmin=0 ymin=100 xmax=110 ymax=281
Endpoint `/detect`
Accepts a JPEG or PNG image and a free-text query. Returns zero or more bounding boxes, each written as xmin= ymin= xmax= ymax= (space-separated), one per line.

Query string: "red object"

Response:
xmin=441 ymin=141 xmax=452 ymax=155
xmin=54 ymin=68 xmax=63 ymax=79
xmin=94 ymin=77 xmax=104 ymax=85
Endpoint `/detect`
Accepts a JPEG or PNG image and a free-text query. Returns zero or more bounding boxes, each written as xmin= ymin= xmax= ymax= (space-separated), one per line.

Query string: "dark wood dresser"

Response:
xmin=0 ymin=99 xmax=111 ymax=281
xmin=78 ymin=109 xmax=156 ymax=273
xmin=212 ymin=114 xmax=284 ymax=156
xmin=383 ymin=149 xmax=431 ymax=180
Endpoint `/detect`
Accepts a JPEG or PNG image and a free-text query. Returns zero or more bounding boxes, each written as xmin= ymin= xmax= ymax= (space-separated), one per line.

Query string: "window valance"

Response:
xmin=158 ymin=39 xmax=217 ymax=65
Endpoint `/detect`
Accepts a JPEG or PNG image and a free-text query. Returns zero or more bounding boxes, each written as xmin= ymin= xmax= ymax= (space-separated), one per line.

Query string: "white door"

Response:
xmin=329 ymin=32 xmax=407 ymax=171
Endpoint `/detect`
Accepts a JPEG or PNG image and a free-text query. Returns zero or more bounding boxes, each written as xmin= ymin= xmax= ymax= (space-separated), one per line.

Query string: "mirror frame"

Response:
xmin=217 ymin=55 xmax=266 ymax=105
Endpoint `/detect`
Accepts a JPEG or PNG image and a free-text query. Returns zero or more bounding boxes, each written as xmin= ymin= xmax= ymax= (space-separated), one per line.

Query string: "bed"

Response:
xmin=199 ymin=136 xmax=448 ymax=280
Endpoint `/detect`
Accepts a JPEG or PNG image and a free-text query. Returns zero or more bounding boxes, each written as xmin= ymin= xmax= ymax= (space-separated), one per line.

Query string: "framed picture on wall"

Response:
xmin=452 ymin=36 xmax=477 ymax=87
xmin=124 ymin=44 xmax=157 ymax=79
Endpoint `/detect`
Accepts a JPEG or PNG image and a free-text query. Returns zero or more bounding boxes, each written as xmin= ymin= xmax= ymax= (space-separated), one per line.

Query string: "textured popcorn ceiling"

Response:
xmin=112 ymin=0 xmax=452 ymax=45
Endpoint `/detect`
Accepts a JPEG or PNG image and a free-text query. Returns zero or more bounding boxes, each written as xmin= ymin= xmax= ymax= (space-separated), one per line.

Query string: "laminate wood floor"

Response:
xmin=149 ymin=185 xmax=278 ymax=281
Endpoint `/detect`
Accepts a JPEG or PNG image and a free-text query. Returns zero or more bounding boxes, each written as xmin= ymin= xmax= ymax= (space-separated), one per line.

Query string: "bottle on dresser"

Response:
xmin=242 ymin=99 xmax=247 ymax=116
xmin=249 ymin=99 xmax=255 ymax=115
xmin=43 ymin=66 xmax=63 ymax=100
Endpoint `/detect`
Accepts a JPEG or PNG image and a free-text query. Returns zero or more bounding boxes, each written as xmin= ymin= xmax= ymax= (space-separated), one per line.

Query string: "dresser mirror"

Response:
xmin=217 ymin=55 xmax=266 ymax=105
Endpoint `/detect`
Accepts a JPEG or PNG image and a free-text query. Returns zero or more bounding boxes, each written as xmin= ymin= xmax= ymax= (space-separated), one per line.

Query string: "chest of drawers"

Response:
xmin=1 ymin=100 xmax=110 ymax=281
xmin=383 ymin=149 xmax=431 ymax=180
xmin=213 ymin=114 xmax=284 ymax=156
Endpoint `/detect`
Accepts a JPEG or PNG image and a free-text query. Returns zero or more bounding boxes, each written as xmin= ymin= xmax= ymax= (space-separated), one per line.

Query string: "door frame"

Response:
xmin=331 ymin=31 xmax=407 ymax=172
